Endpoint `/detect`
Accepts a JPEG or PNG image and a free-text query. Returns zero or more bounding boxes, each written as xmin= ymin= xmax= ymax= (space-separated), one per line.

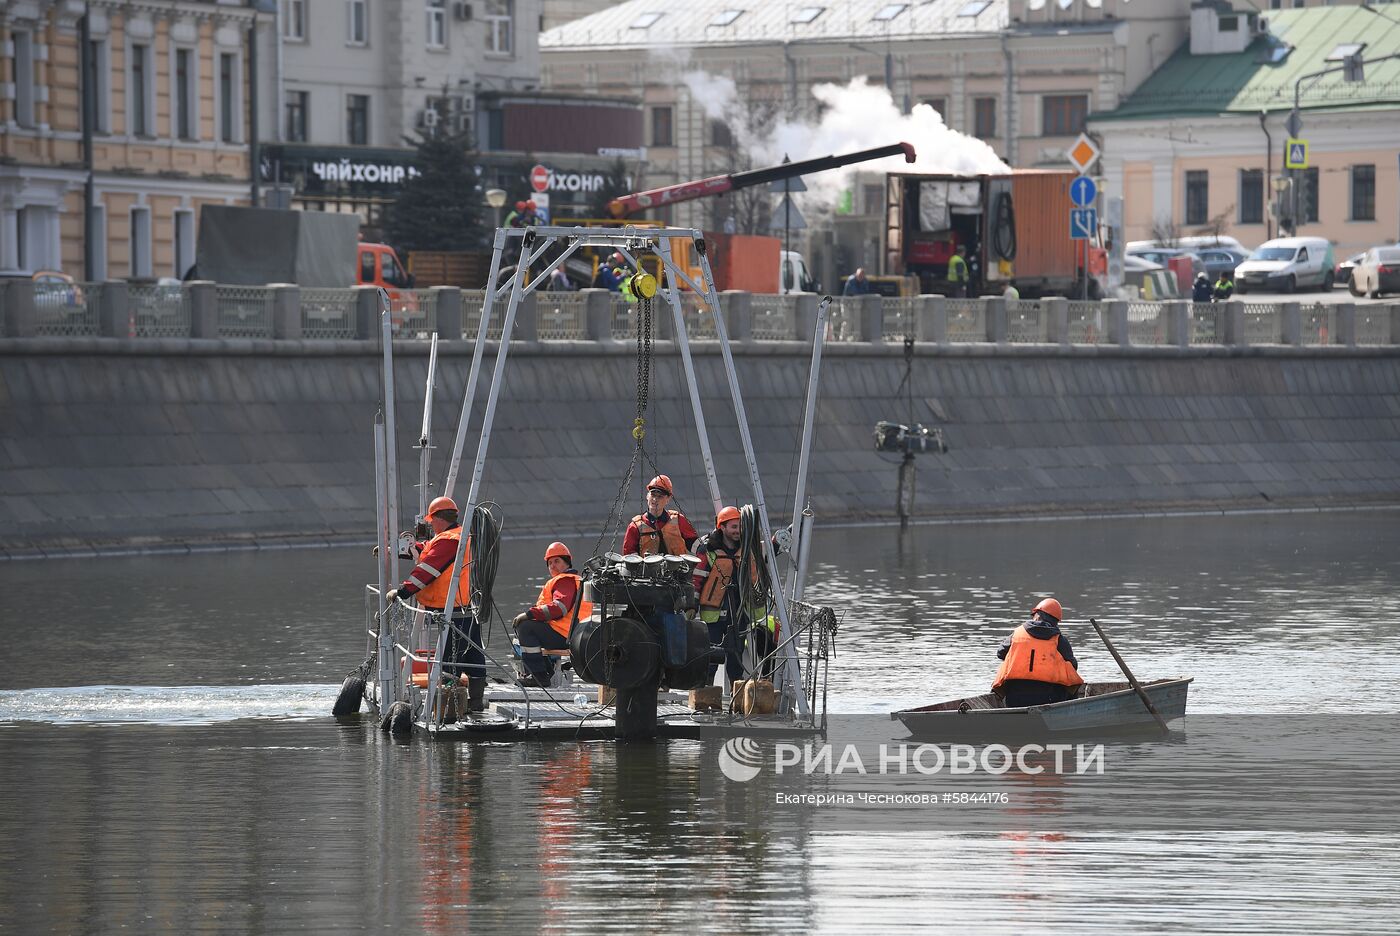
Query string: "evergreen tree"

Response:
xmin=383 ymin=127 xmax=484 ymax=251
xmin=586 ymin=158 xmax=632 ymax=220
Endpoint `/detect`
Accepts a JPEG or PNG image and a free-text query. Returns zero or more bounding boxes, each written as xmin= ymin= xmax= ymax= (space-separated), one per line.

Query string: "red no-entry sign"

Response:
xmin=530 ymin=165 xmax=550 ymax=193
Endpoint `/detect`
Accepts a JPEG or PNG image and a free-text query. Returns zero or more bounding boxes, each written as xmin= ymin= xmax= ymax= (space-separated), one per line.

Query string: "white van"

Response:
xmin=1233 ymin=236 xmax=1335 ymax=293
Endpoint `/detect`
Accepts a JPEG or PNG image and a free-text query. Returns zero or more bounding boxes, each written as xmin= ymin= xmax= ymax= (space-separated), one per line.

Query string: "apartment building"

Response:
xmin=1 ymin=0 xmax=265 ymax=280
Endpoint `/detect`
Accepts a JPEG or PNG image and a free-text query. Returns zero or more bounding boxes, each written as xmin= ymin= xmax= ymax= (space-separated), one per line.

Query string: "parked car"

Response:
xmin=31 ymin=270 xmax=85 ymax=310
xmin=1125 ymin=246 xmax=1204 ymax=294
xmin=1233 ymin=237 xmax=1334 ymax=293
xmin=1349 ymin=246 xmax=1400 ymax=298
xmin=1336 ymin=252 xmax=1366 ymax=286
xmin=1127 ymin=235 xmax=1249 ymax=254
xmin=1196 ymin=247 xmax=1251 ymax=281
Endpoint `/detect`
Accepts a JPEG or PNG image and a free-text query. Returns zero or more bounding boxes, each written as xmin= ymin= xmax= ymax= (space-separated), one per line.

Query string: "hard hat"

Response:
xmin=515 ymin=201 xmax=526 ymax=211
xmin=647 ymin=474 xmax=673 ymax=495
xmin=1033 ymin=597 xmax=1062 ymax=622
xmin=526 ymin=200 xmax=537 ymax=210
xmin=1197 ymin=272 xmax=1208 ymax=281
xmin=544 ymin=541 xmax=571 ymax=562
xmin=427 ymin=495 xmax=458 ymax=518
xmin=717 ymin=506 xmax=741 ymax=526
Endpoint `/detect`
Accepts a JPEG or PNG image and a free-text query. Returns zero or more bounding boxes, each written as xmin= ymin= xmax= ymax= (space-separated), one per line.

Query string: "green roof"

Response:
xmin=1094 ymin=7 xmax=1400 ymax=122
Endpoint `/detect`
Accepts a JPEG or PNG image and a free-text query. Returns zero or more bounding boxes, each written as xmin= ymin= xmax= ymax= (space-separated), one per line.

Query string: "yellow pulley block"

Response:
xmin=629 ymin=272 xmax=658 ymax=300
xmin=632 ymin=418 xmax=646 ymax=442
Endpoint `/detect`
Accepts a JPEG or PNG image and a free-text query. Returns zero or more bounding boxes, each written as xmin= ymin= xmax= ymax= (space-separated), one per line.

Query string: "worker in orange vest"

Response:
xmin=622 ymin=474 xmax=698 ymax=557
xmin=693 ymin=506 xmax=768 ymax=683
xmin=512 ymin=542 xmax=593 ymax=688
xmin=385 ymin=496 xmax=485 ymax=710
xmin=992 ymin=598 xmax=1084 ymax=708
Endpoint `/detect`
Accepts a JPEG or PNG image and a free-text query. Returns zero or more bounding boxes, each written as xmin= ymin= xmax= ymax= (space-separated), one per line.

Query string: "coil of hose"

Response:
xmin=991 ymin=191 xmax=1017 ymax=262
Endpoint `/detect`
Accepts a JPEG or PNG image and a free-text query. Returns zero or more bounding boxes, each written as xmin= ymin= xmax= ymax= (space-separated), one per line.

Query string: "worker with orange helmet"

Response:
xmin=384 ymin=495 xmax=487 ymax=710
xmin=622 ymin=474 xmax=698 ymax=557
xmin=693 ymin=505 xmax=768 ymax=683
xmin=992 ymin=597 xmax=1084 ymax=708
xmin=511 ymin=541 xmax=593 ymax=688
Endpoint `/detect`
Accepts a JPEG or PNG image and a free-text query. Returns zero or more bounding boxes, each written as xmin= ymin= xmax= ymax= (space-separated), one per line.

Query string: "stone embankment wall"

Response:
xmin=1 ymin=338 xmax=1398 ymax=557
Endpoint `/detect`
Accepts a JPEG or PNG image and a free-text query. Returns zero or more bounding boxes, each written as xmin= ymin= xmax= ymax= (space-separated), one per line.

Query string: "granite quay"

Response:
xmin=2 ymin=282 xmax=1399 ymax=558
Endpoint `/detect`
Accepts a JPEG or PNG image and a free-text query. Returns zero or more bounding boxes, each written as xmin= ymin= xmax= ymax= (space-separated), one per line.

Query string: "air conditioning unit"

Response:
xmin=453 ymin=113 xmax=472 ymax=135
xmin=418 ymin=108 xmax=440 ymax=129
xmin=453 ymin=2 xmax=472 ymax=21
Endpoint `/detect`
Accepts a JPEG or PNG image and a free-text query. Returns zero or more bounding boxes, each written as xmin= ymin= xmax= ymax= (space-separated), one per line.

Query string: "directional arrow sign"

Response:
xmin=1285 ymin=138 xmax=1309 ymax=170
xmin=1070 ymin=208 xmax=1097 ymax=240
xmin=1070 ymin=175 xmax=1098 ymax=207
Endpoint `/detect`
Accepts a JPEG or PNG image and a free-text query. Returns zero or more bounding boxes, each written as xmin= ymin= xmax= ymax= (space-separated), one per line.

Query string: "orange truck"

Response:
xmin=884 ymin=169 xmax=1105 ymax=298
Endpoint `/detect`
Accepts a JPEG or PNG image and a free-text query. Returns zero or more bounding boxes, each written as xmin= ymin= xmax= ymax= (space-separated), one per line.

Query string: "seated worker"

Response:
xmin=992 ymin=598 xmax=1083 ymax=708
xmin=1192 ymin=272 xmax=1212 ymax=303
xmin=1212 ymin=272 xmax=1234 ymax=301
xmin=385 ymin=496 xmax=485 ymax=711
xmin=693 ymin=506 xmax=770 ymax=684
xmin=622 ymin=475 xmax=698 ymax=557
xmin=512 ymin=542 xmax=592 ymax=688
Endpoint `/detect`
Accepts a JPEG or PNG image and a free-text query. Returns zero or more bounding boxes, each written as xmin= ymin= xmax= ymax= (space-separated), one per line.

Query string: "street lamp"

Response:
xmin=485 ymin=188 xmax=507 ymax=230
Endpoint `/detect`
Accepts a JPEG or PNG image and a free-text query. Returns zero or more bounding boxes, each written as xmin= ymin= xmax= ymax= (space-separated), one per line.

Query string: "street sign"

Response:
xmin=532 ymin=192 xmax=550 ymax=222
xmin=770 ymin=176 xmax=807 ymax=194
xmin=770 ymin=194 xmax=807 ymax=231
xmin=530 ymin=164 xmax=550 ymax=193
xmin=1070 ymin=175 xmax=1097 ymax=207
xmin=1070 ymin=208 xmax=1097 ymax=240
xmin=1067 ymin=133 xmax=1100 ymax=173
xmin=1286 ymin=109 xmax=1303 ymax=138
xmin=1285 ymin=139 xmax=1309 ymax=170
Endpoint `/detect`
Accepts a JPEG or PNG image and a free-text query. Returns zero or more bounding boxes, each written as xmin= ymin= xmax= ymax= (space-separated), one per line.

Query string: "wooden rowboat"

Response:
xmin=890 ymin=677 xmax=1192 ymax=740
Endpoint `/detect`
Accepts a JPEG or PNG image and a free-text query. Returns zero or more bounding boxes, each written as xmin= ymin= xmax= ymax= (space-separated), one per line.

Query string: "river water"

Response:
xmin=2 ymin=511 xmax=1399 ymax=934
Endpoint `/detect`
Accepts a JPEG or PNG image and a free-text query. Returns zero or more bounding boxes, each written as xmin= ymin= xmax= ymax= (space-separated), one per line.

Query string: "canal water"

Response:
xmin=2 ymin=511 xmax=1398 ymax=933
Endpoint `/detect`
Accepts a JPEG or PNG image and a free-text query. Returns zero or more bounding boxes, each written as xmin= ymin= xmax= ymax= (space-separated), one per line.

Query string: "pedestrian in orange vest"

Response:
xmin=992 ymin=598 xmax=1084 ymax=708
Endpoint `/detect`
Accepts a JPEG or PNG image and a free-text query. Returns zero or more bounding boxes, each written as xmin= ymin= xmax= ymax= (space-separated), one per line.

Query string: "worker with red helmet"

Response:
xmin=384 ymin=496 xmax=487 ymax=710
xmin=622 ymin=474 xmax=698 ymax=557
xmin=992 ymin=598 xmax=1083 ymax=708
xmin=511 ymin=541 xmax=593 ymax=688
xmin=693 ymin=505 xmax=769 ymax=683
xmin=505 ymin=200 xmax=527 ymax=228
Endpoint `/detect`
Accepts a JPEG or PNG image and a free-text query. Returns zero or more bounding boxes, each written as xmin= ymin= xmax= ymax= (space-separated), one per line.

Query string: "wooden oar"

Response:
xmin=1088 ymin=617 xmax=1170 ymax=735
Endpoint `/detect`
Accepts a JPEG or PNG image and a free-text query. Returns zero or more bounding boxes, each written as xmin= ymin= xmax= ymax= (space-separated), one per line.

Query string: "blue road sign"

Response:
xmin=1070 ymin=208 xmax=1097 ymax=240
xmin=1070 ymin=176 xmax=1097 ymax=207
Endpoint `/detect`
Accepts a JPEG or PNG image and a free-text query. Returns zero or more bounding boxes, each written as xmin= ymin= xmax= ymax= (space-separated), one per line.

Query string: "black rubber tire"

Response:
xmin=1323 ymin=271 xmax=1335 ymax=291
xmin=1350 ymin=279 xmax=1363 ymax=297
xmin=1285 ymin=274 xmax=1296 ymax=294
xmin=332 ymin=672 xmax=366 ymax=716
xmin=381 ymin=700 xmax=413 ymax=736
xmin=1236 ymin=283 xmax=1248 ymax=295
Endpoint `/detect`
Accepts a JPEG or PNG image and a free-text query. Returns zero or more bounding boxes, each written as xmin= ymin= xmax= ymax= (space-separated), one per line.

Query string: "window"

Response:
xmin=347 ymin=0 xmax=368 ymax=45
xmin=347 ymin=94 xmax=369 ymax=145
xmin=484 ymin=0 xmax=513 ymax=54
xmin=130 ymin=207 xmax=152 ymax=278
xmin=791 ymin=6 xmax=824 ymax=23
xmin=174 ymin=210 xmax=195 ymax=279
xmin=283 ymin=0 xmax=307 ymax=41
xmin=86 ymin=39 xmax=111 ymax=134
xmin=958 ymin=1 xmax=991 ymax=15
xmin=427 ymin=0 xmax=446 ymax=48
xmin=1301 ymin=167 xmax=1319 ymax=223
xmin=709 ymin=10 xmax=744 ymax=27
xmin=130 ymin=43 xmax=152 ymax=136
xmin=175 ymin=49 xmax=195 ymax=140
xmin=382 ymin=250 xmax=401 ymax=285
xmin=923 ymin=98 xmax=946 ymax=122
xmin=710 ymin=119 xmax=733 ymax=148
xmin=360 ymin=250 xmax=376 ymax=282
xmin=874 ymin=4 xmax=908 ymax=21
xmin=1041 ymin=94 xmax=1087 ymax=136
xmin=651 ymin=105 xmax=673 ymax=147
xmin=1351 ymin=164 xmax=1375 ymax=221
xmin=285 ymin=90 xmax=308 ymax=142
xmin=1185 ymin=170 xmax=1209 ymax=226
xmin=974 ymin=97 xmax=997 ymax=138
xmin=1219 ymin=15 xmax=1238 ymax=31
xmin=1238 ymin=169 xmax=1263 ymax=224
xmin=1297 ymin=247 xmax=1308 ymax=262
xmin=13 ymin=30 xmax=34 ymax=128
xmin=863 ymin=184 xmax=884 ymax=215
xmin=219 ymin=53 xmax=237 ymax=142
xmin=630 ymin=12 xmax=664 ymax=29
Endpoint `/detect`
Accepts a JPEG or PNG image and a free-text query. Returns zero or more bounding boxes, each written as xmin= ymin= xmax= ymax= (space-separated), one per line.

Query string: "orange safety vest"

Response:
xmin=415 ymin=527 xmax=472 ymax=611
xmin=697 ymin=547 xmax=760 ymax=610
xmin=992 ymin=625 xmax=1084 ymax=691
xmin=631 ymin=510 xmax=689 ymax=557
xmin=535 ymin=572 xmax=594 ymax=639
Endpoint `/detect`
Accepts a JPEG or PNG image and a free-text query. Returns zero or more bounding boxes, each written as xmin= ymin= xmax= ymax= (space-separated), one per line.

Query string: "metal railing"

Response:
xmin=1067 ymin=301 xmax=1103 ymax=344
xmin=882 ymin=296 xmax=919 ymax=340
xmin=461 ymin=290 xmax=503 ymax=340
xmin=1127 ymin=301 xmax=1166 ymax=346
xmin=751 ymin=293 xmax=799 ymax=341
xmin=537 ymin=291 xmax=588 ymax=340
xmin=1243 ymin=306 xmax=1282 ymax=345
xmin=215 ymin=286 xmax=273 ymax=338
xmin=300 ymin=288 xmax=358 ymax=340
xmin=33 ymin=282 xmax=101 ymax=337
xmin=391 ymin=288 xmax=437 ymax=339
xmin=1300 ymin=304 xmax=1336 ymax=346
xmin=1006 ymin=299 xmax=1046 ymax=343
xmin=130 ymin=284 xmax=191 ymax=338
xmin=1356 ymin=307 xmax=1391 ymax=346
xmin=1191 ymin=303 xmax=1224 ymax=345
xmin=945 ymin=299 xmax=983 ymax=342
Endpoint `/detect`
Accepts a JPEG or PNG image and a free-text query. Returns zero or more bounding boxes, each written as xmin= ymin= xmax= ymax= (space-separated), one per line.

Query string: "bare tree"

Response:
xmin=704 ymin=93 xmax=790 ymax=236
xmin=1193 ymin=205 xmax=1235 ymax=244
xmin=1150 ymin=215 xmax=1180 ymax=248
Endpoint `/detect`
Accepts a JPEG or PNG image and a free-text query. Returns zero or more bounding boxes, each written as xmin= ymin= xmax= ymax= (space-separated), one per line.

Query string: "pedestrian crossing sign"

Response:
xmin=1285 ymin=138 xmax=1309 ymax=170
